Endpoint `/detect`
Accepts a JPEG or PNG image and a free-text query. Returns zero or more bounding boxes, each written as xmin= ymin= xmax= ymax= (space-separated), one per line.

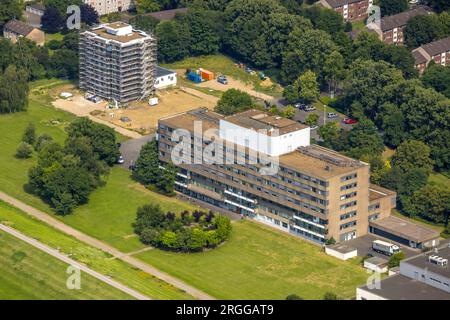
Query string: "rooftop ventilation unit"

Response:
xmin=428 ymin=255 xmax=448 ymax=267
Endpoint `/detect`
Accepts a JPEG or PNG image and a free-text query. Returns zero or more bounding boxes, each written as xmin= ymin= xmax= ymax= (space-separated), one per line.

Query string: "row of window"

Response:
xmin=340 ymin=220 xmax=357 ymax=230
xmin=340 ymin=201 xmax=357 ymax=210
xmin=340 ymin=211 xmax=357 ymax=221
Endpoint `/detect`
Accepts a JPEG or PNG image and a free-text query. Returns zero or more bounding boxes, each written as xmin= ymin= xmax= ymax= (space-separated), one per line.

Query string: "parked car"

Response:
xmin=217 ymin=75 xmax=228 ymax=85
xmin=117 ymin=155 xmax=124 ymax=164
xmin=304 ymin=106 xmax=316 ymax=112
xmin=310 ymin=125 xmax=318 ymax=130
xmin=294 ymin=103 xmax=306 ymax=110
xmin=342 ymin=118 xmax=358 ymax=124
xmin=327 ymin=112 xmax=338 ymax=118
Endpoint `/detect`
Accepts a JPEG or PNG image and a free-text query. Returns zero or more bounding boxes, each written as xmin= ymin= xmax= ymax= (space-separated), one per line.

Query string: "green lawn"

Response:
xmin=428 ymin=172 xmax=450 ymax=190
xmin=63 ymin=167 xmax=198 ymax=252
xmin=45 ymin=32 xmax=64 ymax=44
xmin=0 ymin=230 xmax=134 ymax=300
xmin=351 ymin=20 xmax=367 ymax=32
xmin=162 ymin=54 xmax=283 ymax=98
xmin=136 ymin=221 xmax=368 ymax=300
xmin=0 ymin=201 xmax=194 ymax=300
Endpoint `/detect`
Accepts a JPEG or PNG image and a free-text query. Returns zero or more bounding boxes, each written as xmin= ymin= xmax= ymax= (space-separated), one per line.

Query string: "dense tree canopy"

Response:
xmin=282 ymin=28 xmax=337 ymax=84
xmin=66 ymin=117 xmax=120 ymax=166
xmin=404 ymin=13 xmax=450 ymax=48
xmin=133 ymin=140 xmax=178 ymax=194
xmin=0 ymin=0 xmax=22 ymax=32
xmin=422 ymin=64 xmax=450 ymax=98
xmin=41 ymin=6 xmax=65 ymax=33
xmin=391 ymin=140 xmax=434 ymax=174
xmin=215 ymin=89 xmax=254 ymax=115
xmin=0 ymin=65 xmax=29 ymax=113
xmin=156 ymin=20 xmax=191 ymax=62
xmin=133 ymin=204 xmax=232 ymax=251
xmin=28 ymin=118 xmax=119 ymax=215
xmin=380 ymin=0 xmax=408 ymax=17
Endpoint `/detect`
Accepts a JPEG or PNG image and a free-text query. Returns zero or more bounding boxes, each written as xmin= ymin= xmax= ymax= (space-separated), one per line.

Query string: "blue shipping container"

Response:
xmin=187 ymin=72 xmax=202 ymax=83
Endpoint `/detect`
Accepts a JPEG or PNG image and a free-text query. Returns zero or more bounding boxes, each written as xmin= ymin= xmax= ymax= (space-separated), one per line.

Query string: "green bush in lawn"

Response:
xmin=133 ymin=204 xmax=232 ymax=252
xmin=15 ymin=142 xmax=33 ymax=159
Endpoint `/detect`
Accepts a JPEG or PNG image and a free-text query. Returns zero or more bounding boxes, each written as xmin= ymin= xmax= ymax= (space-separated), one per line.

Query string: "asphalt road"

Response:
xmin=119 ymin=134 xmax=154 ymax=169
xmin=0 ymin=191 xmax=215 ymax=300
xmin=270 ymin=98 xmax=354 ymax=140
xmin=346 ymin=234 xmax=418 ymax=259
xmin=0 ymin=224 xmax=151 ymax=300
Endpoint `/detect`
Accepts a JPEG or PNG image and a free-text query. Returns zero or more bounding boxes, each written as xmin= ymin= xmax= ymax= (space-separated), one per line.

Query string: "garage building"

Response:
xmin=369 ymin=216 xmax=440 ymax=249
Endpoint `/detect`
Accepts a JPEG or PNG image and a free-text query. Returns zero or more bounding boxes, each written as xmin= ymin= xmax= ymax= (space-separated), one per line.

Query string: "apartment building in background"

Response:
xmin=413 ymin=36 xmax=450 ymax=74
xmin=357 ymin=244 xmax=450 ymax=300
xmin=3 ymin=20 xmax=45 ymax=46
xmin=83 ymin=0 xmax=134 ymax=16
xmin=320 ymin=0 xmax=373 ymax=22
xmin=79 ymin=22 xmax=156 ymax=103
xmin=157 ymin=108 xmax=396 ymax=244
xmin=370 ymin=6 xmax=431 ymax=45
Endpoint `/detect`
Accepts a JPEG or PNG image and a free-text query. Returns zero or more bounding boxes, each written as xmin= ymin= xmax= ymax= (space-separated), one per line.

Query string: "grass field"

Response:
xmin=0 ymin=230 xmax=134 ymax=300
xmin=162 ymin=54 xmax=283 ymax=98
xmin=45 ymin=32 xmax=64 ymax=44
xmin=63 ymin=167 xmax=198 ymax=252
xmin=0 ymin=201 xmax=194 ymax=300
xmin=429 ymin=172 xmax=450 ymax=190
xmin=137 ymin=221 xmax=368 ymax=300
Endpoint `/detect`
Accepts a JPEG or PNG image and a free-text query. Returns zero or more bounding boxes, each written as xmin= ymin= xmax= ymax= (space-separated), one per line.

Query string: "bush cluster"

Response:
xmin=133 ymin=204 xmax=232 ymax=252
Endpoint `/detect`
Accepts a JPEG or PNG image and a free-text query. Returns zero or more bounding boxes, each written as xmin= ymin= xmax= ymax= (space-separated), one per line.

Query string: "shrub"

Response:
xmin=134 ymin=206 xmax=231 ymax=252
xmin=323 ymin=292 xmax=340 ymax=300
xmin=16 ymin=142 xmax=33 ymax=159
xmin=35 ymin=134 xmax=54 ymax=152
xmin=286 ymin=294 xmax=303 ymax=300
xmin=388 ymin=252 xmax=406 ymax=268
xmin=22 ymin=123 xmax=36 ymax=146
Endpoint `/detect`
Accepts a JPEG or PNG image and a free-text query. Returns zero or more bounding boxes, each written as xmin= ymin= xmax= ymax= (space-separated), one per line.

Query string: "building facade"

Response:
xmin=3 ymin=20 xmax=45 ymax=46
xmin=320 ymin=0 xmax=373 ymax=22
xmin=25 ymin=3 xmax=45 ymax=16
xmin=413 ymin=37 xmax=450 ymax=74
xmin=157 ymin=108 xmax=396 ymax=244
xmin=370 ymin=6 xmax=431 ymax=45
xmin=79 ymin=22 xmax=156 ymax=103
xmin=83 ymin=0 xmax=134 ymax=16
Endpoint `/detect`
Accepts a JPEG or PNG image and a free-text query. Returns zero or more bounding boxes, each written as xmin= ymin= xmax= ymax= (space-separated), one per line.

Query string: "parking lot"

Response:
xmin=346 ymin=234 xmax=418 ymax=259
xmin=277 ymin=102 xmax=354 ymax=140
xmin=119 ymin=135 xmax=155 ymax=169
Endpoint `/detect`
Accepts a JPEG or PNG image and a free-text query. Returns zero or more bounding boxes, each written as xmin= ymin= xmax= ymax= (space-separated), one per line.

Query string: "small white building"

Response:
xmin=155 ymin=66 xmax=177 ymax=89
xmin=364 ymin=256 xmax=389 ymax=273
xmin=325 ymin=244 xmax=358 ymax=261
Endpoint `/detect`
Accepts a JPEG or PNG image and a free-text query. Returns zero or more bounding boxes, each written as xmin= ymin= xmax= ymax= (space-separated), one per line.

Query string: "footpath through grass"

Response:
xmin=0 ymin=201 xmax=193 ymax=300
xmin=0 ymin=230 xmax=134 ymax=300
xmin=137 ymin=220 xmax=368 ymax=300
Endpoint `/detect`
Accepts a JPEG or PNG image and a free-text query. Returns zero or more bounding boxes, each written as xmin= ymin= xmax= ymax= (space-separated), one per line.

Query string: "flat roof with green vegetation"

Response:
xmin=0 ymin=230 xmax=134 ymax=300
xmin=0 ymin=201 xmax=194 ymax=300
xmin=136 ymin=221 xmax=368 ymax=300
